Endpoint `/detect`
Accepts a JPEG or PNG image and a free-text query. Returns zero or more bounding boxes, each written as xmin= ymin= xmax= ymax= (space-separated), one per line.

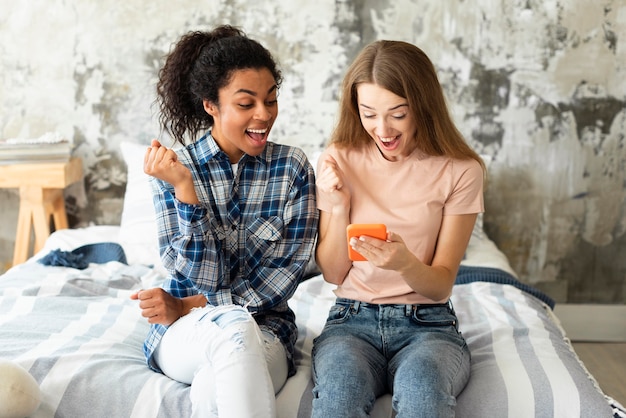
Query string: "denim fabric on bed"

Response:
xmin=38 ymin=242 xmax=128 ymax=269
xmin=455 ymin=265 xmax=555 ymax=309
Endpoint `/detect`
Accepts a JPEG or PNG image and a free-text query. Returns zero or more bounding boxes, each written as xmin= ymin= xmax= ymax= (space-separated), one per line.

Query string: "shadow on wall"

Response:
xmin=484 ymin=165 xmax=626 ymax=305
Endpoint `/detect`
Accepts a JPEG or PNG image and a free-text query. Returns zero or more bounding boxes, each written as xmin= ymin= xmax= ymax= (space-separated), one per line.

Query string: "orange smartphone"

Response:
xmin=346 ymin=223 xmax=387 ymax=261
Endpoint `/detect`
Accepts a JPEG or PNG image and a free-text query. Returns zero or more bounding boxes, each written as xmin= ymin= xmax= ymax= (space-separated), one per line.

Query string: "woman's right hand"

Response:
xmin=316 ymin=155 xmax=351 ymax=210
xmin=144 ymin=139 xmax=199 ymax=204
xmin=130 ymin=288 xmax=184 ymax=325
xmin=130 ymin=288 xmax=208 ymax=325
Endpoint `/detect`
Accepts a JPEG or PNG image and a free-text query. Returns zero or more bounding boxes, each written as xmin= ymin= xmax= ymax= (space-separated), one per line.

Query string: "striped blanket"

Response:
xmin=290 ymin=269 xmax=623 ymax=418
xmin=0 ymin=257 xmax=623 ymax=417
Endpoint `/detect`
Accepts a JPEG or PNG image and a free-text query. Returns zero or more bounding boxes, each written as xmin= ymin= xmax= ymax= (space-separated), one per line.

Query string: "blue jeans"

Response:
xmin=311 ymin=298 xmax=470 ymax=418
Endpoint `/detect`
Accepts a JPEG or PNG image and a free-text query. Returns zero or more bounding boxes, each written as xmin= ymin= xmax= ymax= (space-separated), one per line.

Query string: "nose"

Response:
xmin=254 ymin=104 xmax=272 ymax=122
xmin=374 ymin=118 xmax=392 ymax=137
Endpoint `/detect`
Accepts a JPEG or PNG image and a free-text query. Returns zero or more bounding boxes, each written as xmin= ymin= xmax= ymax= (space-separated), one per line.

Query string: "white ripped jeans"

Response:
xmin=154 ymin=304 xmax=288 ymax=418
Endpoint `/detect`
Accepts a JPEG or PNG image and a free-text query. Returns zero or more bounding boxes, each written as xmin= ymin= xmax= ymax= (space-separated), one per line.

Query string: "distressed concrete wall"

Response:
xmin=1 ymin=0 xmax=624 ymax=304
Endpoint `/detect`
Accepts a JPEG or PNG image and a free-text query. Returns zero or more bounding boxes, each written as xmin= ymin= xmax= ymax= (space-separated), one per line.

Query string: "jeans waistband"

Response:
xmin=336 ymin=298 xmax=454 ymax=316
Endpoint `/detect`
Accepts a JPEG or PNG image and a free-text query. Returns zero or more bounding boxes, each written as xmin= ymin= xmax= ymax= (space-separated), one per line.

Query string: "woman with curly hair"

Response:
xmin=131 ymin=25 xmax=318 ymax=417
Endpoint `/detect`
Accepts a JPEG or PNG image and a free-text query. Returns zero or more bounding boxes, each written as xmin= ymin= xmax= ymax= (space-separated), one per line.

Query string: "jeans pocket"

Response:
xmin=410 ymin=305 xmax=457 ymax=328
xmin=324 ymin=302 xmax=352 ymax=325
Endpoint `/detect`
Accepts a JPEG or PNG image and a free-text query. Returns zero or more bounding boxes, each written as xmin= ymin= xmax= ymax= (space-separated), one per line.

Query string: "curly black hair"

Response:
xmin=156 ymin=25 xmax=283 ymax=145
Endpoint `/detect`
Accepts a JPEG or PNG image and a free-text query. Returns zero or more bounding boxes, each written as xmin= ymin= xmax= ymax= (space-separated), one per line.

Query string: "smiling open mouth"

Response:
xmin=247 ymin=128 xmax=268 ymax=143
xmin=379 ymin=135 xmax=400 ymax=149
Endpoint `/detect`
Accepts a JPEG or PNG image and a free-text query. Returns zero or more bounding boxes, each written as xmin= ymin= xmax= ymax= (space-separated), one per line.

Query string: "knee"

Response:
xmin=200 ymin=305 xmax=263 ymax=355
xmin=391 ymin=369 xmax=459 ymax=417
xmin=212 ymin=305 xmax=253 ymax=328
xmin=392 ymin=384 xmax=457 ymax=418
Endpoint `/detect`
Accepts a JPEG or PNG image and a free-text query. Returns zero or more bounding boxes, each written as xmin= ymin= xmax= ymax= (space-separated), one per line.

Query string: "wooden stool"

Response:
xmin=0 ymin=158 xmax=83 ymax=265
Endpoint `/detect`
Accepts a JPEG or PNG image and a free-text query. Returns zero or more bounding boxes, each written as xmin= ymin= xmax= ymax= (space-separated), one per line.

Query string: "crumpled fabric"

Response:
xmin=38 ymin=242 xmax=128 ymax=269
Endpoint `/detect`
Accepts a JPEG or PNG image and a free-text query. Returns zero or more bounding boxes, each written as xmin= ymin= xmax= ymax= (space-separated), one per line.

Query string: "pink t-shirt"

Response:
xmin=317 ymin=142 xmax=484 ymax=304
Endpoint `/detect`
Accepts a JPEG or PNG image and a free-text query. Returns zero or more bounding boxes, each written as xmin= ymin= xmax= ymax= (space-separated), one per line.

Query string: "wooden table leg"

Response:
xmin=46 ymin=189 xmax=68 ymax=230
xmin=12 ymin=189 xmax=34 ymax=266
xmin=30 ymin=189 xmax=51 ymax=254
xmin=12 ymin=186 xmax=69 ymax=265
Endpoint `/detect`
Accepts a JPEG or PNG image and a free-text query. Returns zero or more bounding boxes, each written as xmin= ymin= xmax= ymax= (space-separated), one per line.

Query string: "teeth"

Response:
xmin=380 ymin=136 xmax=396 ymax=143
xmin=247 ymin=128 xmax=267 ymax=134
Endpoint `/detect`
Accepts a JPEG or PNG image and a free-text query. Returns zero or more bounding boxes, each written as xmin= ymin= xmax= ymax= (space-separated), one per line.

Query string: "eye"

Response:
xmin=238 ymin=103 xmax=254 ymax=109
xmin=265 ymin=99 xmax=278 ymax=106
xmin=361 ymin=113 xmax=375 ymax=119
xmin=392 ymin=113 xmax=406 ymax=120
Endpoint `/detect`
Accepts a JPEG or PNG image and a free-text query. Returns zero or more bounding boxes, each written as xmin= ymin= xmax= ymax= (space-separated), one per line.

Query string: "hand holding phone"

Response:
xmin=346 ymin=224 xmax=387 ymax=261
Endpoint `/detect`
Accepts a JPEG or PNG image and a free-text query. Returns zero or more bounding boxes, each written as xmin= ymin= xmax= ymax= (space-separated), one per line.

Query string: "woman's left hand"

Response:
xmin=349 ymin=231 xmax=418 ymax=271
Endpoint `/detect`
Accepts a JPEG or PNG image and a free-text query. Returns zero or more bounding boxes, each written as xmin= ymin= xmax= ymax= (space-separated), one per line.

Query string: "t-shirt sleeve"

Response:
xmin=443 ymin=158 xmax=484 ymax=216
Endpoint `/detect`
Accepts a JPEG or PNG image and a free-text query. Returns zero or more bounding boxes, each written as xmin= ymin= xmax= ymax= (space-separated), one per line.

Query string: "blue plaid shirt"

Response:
xmin=143 ymin=132 xmax=318 ymax=375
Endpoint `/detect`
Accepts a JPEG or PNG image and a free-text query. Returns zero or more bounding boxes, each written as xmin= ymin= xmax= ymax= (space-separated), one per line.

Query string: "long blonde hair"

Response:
xmin=331 ymin=40 xmax=484 ymax=169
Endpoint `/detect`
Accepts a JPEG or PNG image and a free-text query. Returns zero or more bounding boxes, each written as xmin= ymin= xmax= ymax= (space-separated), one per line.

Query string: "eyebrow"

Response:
xmin=359 ymin=103 xmax=408 ymax=111
xmin=235 ymin=85 xmax=278 ymax=96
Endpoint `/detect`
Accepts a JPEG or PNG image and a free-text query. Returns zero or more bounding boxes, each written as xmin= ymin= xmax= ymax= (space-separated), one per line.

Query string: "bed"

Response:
xmin=1 ymin=142 xmax=624 ymax=418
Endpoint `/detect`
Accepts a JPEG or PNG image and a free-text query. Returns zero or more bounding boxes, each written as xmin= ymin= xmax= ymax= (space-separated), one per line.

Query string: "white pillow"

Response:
xmin=118 ymin=142 xmax=160 ymax=266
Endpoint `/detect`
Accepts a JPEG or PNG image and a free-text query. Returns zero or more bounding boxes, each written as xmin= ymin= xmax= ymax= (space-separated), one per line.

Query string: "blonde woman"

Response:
xmin=312 ymin=40 xmax=484 ymax=418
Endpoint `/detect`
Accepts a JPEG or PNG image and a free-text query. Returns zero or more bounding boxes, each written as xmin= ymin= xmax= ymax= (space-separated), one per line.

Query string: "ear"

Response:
xmin=203 ymin=99 xmax=218 ymax=117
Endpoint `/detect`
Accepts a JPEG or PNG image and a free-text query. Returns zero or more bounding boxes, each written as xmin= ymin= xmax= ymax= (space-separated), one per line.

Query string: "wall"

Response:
xmin=1 ymin=0 xmax=624 ymax=304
